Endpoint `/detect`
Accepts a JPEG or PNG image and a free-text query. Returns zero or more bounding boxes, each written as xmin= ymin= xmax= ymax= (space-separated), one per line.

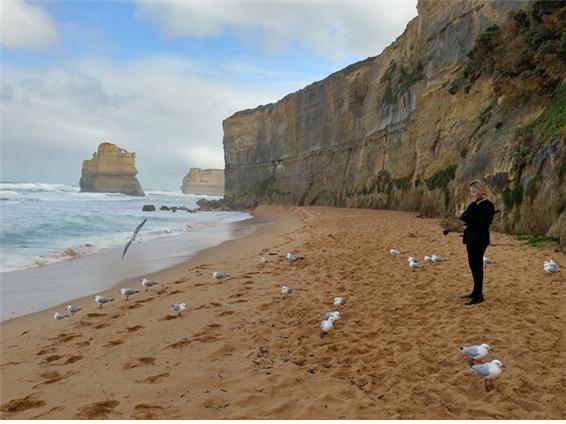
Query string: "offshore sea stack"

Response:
xmin=181 ymin=168 xmax=225 ymax=196
xmin=79 ymin=143 xmax=145 ymax=196
xmin=223 ymin=0 xmax=566 ymax=249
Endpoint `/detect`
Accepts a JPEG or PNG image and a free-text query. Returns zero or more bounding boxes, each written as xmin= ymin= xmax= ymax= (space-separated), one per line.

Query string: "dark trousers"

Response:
xmin=466 ymin=242 xmax=488 ymax=298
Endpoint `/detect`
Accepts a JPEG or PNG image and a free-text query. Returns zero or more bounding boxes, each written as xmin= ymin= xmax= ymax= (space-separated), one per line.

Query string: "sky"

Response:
xmin=0 ymin=0 xmax=417 ymax=190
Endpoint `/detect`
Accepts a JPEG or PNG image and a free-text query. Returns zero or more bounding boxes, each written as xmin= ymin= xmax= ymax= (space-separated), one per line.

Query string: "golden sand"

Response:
xmin=1 ymin=206 xmax=565 ymax=419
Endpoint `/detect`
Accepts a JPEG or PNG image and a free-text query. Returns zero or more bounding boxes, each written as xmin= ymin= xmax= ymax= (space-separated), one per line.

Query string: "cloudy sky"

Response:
xmin=1 ymin=0 xmax=417 ymax=190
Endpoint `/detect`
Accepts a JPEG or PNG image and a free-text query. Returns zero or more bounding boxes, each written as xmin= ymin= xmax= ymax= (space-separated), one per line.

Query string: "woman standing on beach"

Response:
xmin=455 ymin=180 xmax=495 ymax=305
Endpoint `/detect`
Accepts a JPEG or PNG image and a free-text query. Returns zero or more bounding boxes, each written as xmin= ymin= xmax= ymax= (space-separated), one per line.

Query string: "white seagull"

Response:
xmin=459 ymin=343 xmax=492 ymax=365
xmin=120 ymin=288 xmax=139 ymax=300
xmin=431 ymin=254 xmax=444 ymax=263
xmin=543 ymin=260 xmax=560 ymax=274
xmin=260 ymin=256 xmax=267 ymax=264
xmin=212 ymin=271 xmax=228 ymax=283
xmin=53 ymin=312 xmax=68 ymax=320
xmin=424 ymin=255 xmax=433 ymax=263
xmin=471 ymin=359 xmax=504 ymax=392
xmin=408 ymin=256 xmax=418 ymax=264
xmin=281 ymin=286 xmax=293 ymax=299
xmin=141 ymin=278 xmax=159 ymax=290
xmin=287 ymin=252 xmax=298 ymax=262
xmin=66 ymin=304 xmax=81 ymax=315
xmin=409 ymin=261 xmax=420 ymax=271
xmin=333 ymin=297 xmax=347 ymax=308
xmin=170 ymin=303 xmax=187 ymax=317
xmin=320 ymin=316 xmax=336 ymax=337
xmin=483 ymin=256 xmax=495 ymax=265
xmin=389 ymin=249 xmax=400 ymax=257
xmin=94 ymin=295 xmax=114 ymax=308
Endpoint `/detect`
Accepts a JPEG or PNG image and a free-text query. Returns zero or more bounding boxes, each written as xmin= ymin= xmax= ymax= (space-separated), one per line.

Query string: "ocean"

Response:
xmin=0 ymin=182 xmax=253 ymax=320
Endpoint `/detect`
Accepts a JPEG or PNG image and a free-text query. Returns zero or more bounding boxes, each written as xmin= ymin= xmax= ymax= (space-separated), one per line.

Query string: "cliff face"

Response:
xmin=223 ymin=0 xmax=566 ymax=247
xmin=181 ymin=168 xmax=225 ymax=196
xmin=79 ymin=143 xmax=145 ymax=196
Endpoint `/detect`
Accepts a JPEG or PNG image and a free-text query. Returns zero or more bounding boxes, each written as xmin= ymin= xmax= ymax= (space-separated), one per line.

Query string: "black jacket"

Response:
xmin=460 ymin=199 xmax=495 ymax=246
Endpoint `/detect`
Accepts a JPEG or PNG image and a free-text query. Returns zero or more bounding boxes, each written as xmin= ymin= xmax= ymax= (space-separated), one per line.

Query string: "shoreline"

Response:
xmin=0 ymin=211 xmax=254 ymax=321
xmin=1 ymin=206 xmax=565 ymax=419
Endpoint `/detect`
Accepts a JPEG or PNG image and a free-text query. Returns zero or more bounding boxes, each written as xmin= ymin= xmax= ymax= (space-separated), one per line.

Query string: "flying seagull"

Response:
xmin=122 ymin=217 xmax=148 ymax=259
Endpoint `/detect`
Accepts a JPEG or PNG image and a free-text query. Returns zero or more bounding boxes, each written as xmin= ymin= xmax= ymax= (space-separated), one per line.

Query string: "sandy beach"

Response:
xmin=1 ymin=205 xmax=565 ymax=419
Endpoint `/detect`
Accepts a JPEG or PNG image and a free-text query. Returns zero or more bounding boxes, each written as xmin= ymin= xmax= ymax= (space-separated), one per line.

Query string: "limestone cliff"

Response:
xmin=79 ymin=143 xmax=145 ymax=196
xmin=181 ymin=168 xmax=224 ymax=196
xmin=223 ymin=0 xmax=566 ymax=248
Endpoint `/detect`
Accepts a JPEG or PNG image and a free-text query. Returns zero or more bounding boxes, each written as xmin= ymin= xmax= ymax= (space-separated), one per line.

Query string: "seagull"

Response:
xmin=66 ymin=304 xmax=81 ymax=315
xmin=170 ymin=303 xmax=187 ymax=317
xmin=408 ymin=256 xmax=418 ymax=264
xmin=424 ymin=255 xmax=433 ymax=263
xmin=122 ymin=217 xmax=148 ymax=259
xmin=281 ymin=286 xmax=293 ymax=299
xmin=53 ymin=312 xmax=68 ymax=320
xmin=324 ymin=311 xmax=341 ymax=320
xmin=141 ymin=278 xmax=159 ymax=290
xmin=260 ymin=256 xmax=267 ymax=264
xmin=333 ymin=297 xmax=347 ymax=308
xmin=409 ymin=261 xmax=420 ymax=271
xmin=459 ymin=343 xmax=492 ymax=365
xmin=390 ymin=249 xmax=400 ymax=257
xmin=320 ymin=316 xmax=336 ymax=337
xmin=94 ymin=295 xmax=114 ymax=308
xmin=287 ymin=252 xmax=298 ymax=262
xmin=120 ymin=288 xmax=139 ymax=300
xmin=431 ymin=254 xmax=444 ymax=263
xmin=212 ymin=271 xmax=228 ymax=283
xmin=483 ymin=256 xmax=495 ymax=265
xmin=544 ymin=260 xmax=560 ymax=274
xmin=471 ymin=359 xmax=504 ymax=392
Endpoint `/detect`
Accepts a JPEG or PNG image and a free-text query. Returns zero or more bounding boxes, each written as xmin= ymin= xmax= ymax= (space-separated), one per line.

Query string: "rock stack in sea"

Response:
xmin=181 ymin=168 xmax=224 ymax=196
xmin=79 ymin=143 xmax=145 ymax=196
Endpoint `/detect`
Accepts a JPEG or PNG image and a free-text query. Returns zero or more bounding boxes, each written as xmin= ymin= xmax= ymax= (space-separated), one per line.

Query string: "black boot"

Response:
xmin=466 ymin=295 xmax=485 ymax=305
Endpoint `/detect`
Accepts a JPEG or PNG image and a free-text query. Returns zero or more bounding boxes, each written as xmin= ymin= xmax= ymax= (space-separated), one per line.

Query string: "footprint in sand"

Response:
xmin=0 ymin=394 xmax=46 ymax=414
xmin=33 ymin=370 xmax=75 ymax=389
xmin=166 ymin=339 xmax=192 ymax=349
xmin=126 ymin=325 xmax=144 ymax=332
xmin=74 ymin=400 xmax=119 ymax=419
xmin=30 ymin=405 xmax=66 ymax=419
xmin=50 ymin=333 xmax=82 ymax=343
xmin=132 ymin=404 xmax=165 ymax=419
xmin=103 ymin=339 xmax=124 ymax=348
xmin=36 ymin=347 xmax=57 ymax=356
xmin=138 ymin=372 xmax=170 ymax=384
xmin=86 ymin=312 xmax=106 ymax=318
xmin=123 ymin=357 xmax=156 ymax=369
xmin=169 ymin=290 xmax=183 ymax=295
xmin=158 ymin=315 xmax=178 ymax=321
xmin=216 ymin=310 xmax=236 ymax=317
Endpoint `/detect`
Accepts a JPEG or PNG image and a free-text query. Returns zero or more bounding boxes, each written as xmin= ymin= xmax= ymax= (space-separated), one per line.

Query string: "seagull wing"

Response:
xmin=132 ymin=217 xmax=148 ymax=240
xmin=471 ymin=363 xmax=492 ymax=377
xmin=122 ymin=238 xmax=133 ymax=259
xmin=461 ymin=345 xmax=481 ymax=357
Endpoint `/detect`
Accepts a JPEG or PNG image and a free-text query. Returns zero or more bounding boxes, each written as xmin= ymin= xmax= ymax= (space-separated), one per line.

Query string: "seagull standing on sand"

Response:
xmin=324 ymin=311 xmax=341 ymax=328
xmin=333 ymin=297 xmax=347 ymax=308
xmin=260 ymin=256 xmax=267 ymax=264
xmin=170 ymin=303 xmax=187 ymax=317
xmin=120 ymin=288 xmax=140 ymax=300
xmin=390 ymin=249 xmax=400 ymax=257
xmin=431 ymin=254 xmax=444 ymax=263
xmin=281 ymin=286 xmax=293 ymax=299
xmin=122 ymin=217 xmax=148 ymax=259
xmin=212 ymin=271 xmax=228 ymax=283
xmin=459 ymin=343 xmax=492 ymax=365
xmin=66 ymin=304 xmax=81 ymax=315
xmin=287 ymin=252 xmax=298 ymax=262
xmin=320 ymin=316 xmax=336 ymax=337
xmin=483 ymin=256 xmax=495 ymax=265
xmin=409 ymin=260 xmax=420 ymax=271
xmin=94 ymin=295 xmax=114 ymax=308
xmin=53 ymin=312 xmax=68 ymax=320
xmin=424 ymin=255 xmax=433 ymax=264
xmin=471 ymin=359 xmax=504 ymax=392
xmin=141 ymin=278 xmax=159 ymax=290
xmin=544 ymin=260 xmax=560 ymax=274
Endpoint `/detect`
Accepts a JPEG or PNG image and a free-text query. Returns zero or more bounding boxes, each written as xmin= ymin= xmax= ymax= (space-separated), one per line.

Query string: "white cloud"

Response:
xmin=135 ymin=0 xmax=417 ymax=60
xmin=0 ymin=56 xmax=313 ymax=189
xmin=0 ymin=0 xmax=59 ymax=49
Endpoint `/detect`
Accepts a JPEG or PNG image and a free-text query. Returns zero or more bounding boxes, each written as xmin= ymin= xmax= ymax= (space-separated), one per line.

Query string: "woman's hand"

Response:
xmin=455 ymin=210 xmax=464 ymax=218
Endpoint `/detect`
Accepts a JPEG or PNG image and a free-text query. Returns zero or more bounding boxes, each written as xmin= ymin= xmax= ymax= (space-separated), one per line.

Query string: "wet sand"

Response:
xmin=1 ymin=206 xmax=565 ymax=419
